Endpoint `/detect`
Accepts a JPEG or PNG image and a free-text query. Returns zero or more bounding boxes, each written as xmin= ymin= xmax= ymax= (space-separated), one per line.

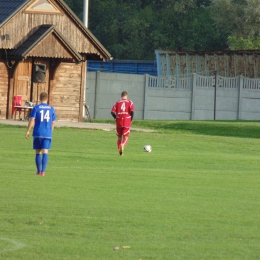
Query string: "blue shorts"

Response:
xmin=33 ymin=138 xmax=52 ymax=150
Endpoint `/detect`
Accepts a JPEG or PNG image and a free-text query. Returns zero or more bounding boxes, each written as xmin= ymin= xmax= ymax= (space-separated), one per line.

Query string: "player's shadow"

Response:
xmin=160 ymin=121 xmax=260 ymax=139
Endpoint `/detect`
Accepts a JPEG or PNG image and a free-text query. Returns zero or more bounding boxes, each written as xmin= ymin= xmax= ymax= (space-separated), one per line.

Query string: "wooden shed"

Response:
xmin=155 ymin=50 xmax=260 ymax=78
xmin=0 ymin=0 xmax=111 ymax=121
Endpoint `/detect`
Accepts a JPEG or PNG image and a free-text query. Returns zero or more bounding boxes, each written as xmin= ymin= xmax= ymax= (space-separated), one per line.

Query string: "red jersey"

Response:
xmin=111 ymin=99 xmax=134 ymax=127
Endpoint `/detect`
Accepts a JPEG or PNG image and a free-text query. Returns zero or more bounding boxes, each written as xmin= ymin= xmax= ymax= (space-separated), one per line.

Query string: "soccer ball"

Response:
xmin=144 ymin=145 xmax=152 ymax=152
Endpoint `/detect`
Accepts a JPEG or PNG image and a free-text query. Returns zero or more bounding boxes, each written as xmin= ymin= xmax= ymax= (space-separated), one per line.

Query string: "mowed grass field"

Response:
xmin=1 ymin=120 xmax=260 ymax=260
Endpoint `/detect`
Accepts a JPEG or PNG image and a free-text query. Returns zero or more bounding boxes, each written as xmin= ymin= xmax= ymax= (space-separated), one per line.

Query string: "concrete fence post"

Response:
xmin=238 ymin=75 xmax=243 ymax=120
xmin=143 ymin=74 xmax=149 ymax=120
xmin=93 ymin=70 xmax=100 ymax=119
xmin=191 ymin=73 xmax=197 ymax=120
xmin=213 ymin=71 xmax=218 ymax=120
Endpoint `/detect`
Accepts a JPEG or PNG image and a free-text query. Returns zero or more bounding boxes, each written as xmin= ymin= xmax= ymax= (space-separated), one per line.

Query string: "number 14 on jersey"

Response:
xmin=40 ymin=110 xmax=50 ymax=122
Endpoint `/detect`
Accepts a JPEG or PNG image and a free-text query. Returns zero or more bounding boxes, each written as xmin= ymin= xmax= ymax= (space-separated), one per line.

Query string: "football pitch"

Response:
xmin=1 ymin=121 xmax=260 ymax=260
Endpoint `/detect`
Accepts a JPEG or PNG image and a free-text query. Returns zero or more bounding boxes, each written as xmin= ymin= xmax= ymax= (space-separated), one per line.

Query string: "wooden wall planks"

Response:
xmin=28 ymin=34 xmax=73 ymax=59
xmin=51 ymin=62 xmax=82 ymax=121
xmin=0 ymin=60 xmax=8 ymax=119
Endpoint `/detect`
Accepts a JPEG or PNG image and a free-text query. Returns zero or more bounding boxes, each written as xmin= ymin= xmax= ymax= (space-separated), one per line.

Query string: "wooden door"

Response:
xmin=10 ymin=58 xmax=51 ymax=119
xmin=32 ymin=58 xmax=50 ymax=104
xmin=13 ymin=58 xmax=32 ymax=106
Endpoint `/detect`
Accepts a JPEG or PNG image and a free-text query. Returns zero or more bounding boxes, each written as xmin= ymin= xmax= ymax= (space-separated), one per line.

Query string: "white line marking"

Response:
xmin=0 ymin=237 xmax=26 ymax=253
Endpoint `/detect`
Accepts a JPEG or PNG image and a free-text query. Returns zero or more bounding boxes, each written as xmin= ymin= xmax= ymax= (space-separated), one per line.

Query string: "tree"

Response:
xmin=64 ymin=0 xmax=83 ymax=20
xmin=210 ymin=0 xmax=260 ymax=49
xmin=155 ymin=0 xmax=226 ymax=51
xmin=228 ymin=36 xmax=260 ymax=50
xmin=64 ymin=0 xmax=227 ymax=59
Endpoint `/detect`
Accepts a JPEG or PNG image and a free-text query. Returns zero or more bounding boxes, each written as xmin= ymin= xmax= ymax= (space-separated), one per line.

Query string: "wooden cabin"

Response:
xmin=0 ymin=0 xmax=111 ymax=121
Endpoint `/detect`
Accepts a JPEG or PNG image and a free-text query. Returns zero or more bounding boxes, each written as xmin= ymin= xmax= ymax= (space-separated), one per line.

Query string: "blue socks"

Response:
xmin=35 ymin=154 xmax=42 ymax=173
xmin=35 ymin=153 xmax=49 ymax=173
xmin=42 ymin=153 xmax=48 ymax=173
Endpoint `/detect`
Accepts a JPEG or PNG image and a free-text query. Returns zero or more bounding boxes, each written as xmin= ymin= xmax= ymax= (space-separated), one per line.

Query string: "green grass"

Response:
xmin=1 ymin=121 xmax=260 ymax=259
xmin=96 ymin=119 xmax=260 ymax=138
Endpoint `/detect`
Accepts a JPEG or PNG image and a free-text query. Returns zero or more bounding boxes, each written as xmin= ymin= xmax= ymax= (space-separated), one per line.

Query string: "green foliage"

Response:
xmin=64 ymin=0 xmax=226 ymax=59
xmin=1 ymin=122 xmax=260 ymax=259
xmin=62 ymin=0 xmax=260 ymax=57
xmin=211 ymin=0 xmax=260 ymax=50
xmin=228 ymin=36 xmax=260 ymax=50
xmin=90 ymin=1 xmax=228 ymax=59
xmin=63 ymin=0 xmax=83 ymax=20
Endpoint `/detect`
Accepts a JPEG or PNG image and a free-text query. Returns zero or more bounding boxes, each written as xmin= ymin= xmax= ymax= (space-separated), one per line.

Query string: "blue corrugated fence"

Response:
xmin=87 ymin=60 xmax=157 ymax=76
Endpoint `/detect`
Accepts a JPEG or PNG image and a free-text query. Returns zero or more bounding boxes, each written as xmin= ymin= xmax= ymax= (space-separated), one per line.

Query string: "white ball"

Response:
xmin=144 ymin=145 xmax=152 ymax=152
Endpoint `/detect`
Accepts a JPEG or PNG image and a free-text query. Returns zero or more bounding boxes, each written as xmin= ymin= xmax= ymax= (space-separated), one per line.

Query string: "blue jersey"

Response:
xmin=30 ymin=103 xmax=56 ymax=138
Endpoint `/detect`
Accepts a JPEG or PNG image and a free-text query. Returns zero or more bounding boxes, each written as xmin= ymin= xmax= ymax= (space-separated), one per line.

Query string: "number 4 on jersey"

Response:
xmin=121 ymin=102 xmax=126 ymax=112
xmin=40 ymin=110 xmax=50 ymax=122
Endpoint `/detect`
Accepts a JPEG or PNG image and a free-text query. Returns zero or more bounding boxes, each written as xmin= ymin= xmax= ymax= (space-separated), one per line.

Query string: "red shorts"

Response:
xmin=116 ymin=127 xmax=130 ymax=137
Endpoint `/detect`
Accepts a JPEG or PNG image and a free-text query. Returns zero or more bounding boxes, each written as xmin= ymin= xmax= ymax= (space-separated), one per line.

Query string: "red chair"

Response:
xmin=12 ymin=95 xmax=22 ymax=119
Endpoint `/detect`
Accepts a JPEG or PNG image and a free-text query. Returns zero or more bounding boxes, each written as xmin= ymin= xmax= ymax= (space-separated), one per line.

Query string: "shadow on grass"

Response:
xmin=131 ymin=120 xmax=260 ymax=139
xmin=3 ymin=119 xmax=257 ymax=139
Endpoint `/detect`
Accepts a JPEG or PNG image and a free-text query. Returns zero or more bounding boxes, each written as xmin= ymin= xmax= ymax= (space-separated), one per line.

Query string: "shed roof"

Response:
xmin=0 ymin=0 xmax=27 ymax=25
xmin=0 ymin=0 xmax=112 ymax=60
xmin=9 ymin=24 xmax=82 ymax=61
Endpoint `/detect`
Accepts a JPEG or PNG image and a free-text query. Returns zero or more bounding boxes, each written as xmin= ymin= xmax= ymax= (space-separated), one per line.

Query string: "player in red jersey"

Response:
xmin=111 ymin=91 xmax=134 ymax=155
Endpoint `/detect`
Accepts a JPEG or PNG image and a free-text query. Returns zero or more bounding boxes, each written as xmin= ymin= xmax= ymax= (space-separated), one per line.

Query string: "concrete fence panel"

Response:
xmin=240 ymin=78 xmax=260 ymax=120
xmin=240 ymin=91 xmax=260 ymax=120
xmin=216 ymin=88 xmax=239 ymax=120
xmin=145 ymin=88 xmax=192 ymax=120
xmin=193 ymin=87 xmax=214 ymax=120
xmin=85 ymin=72 xmax=96 ymax=119
xmin=86 ymin=72 xmax=145 ymax=119
xmin=86 ymin=72 xmax=260 ymax=121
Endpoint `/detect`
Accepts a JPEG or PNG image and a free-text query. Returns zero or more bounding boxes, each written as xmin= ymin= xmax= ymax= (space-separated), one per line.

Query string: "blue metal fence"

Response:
xmin=87 ymin=60 xmax=157 ymax=76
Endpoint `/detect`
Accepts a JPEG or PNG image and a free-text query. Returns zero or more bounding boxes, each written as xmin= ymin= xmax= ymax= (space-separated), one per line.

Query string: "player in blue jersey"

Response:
xmin=26 ymin=92 xmax=56 ymax=176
